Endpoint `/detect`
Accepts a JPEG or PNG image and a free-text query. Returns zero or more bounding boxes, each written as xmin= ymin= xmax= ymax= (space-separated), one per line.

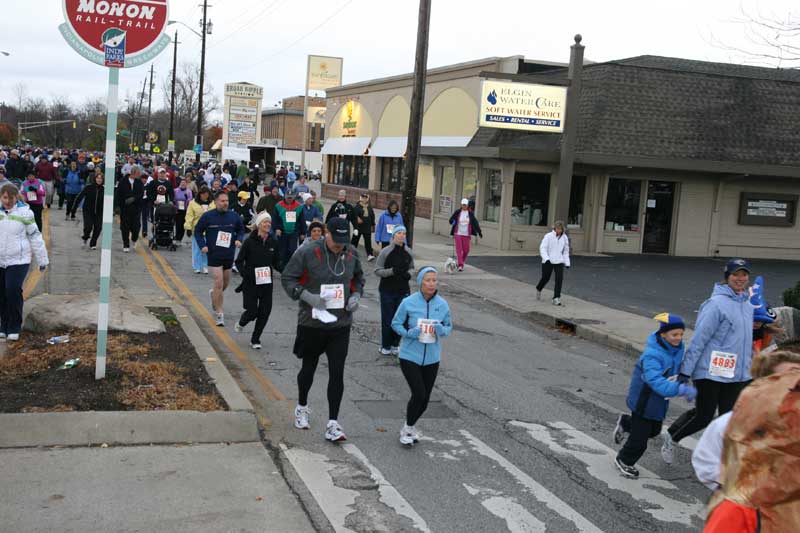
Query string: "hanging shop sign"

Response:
xmin=308 ymin=55 xmax=343 ymax=91
xmin=478 ymin=80 xmax=567 ymax=133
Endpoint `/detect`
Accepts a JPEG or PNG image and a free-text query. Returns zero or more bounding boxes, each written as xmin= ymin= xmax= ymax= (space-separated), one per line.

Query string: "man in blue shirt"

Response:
xmin=194 ymin=190 xmax=246 ymax=326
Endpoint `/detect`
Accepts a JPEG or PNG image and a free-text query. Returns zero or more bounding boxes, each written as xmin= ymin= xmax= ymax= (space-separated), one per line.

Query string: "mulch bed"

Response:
xmin=0 ymin=308 xmax=226 ymax=413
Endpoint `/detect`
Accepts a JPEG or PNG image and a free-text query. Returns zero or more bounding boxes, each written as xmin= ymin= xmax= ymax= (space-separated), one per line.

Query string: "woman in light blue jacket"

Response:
xmin=391 ymin=266 xmax=452 ymax=446
xmin=664 ymin=258 xmax=754 ymax=462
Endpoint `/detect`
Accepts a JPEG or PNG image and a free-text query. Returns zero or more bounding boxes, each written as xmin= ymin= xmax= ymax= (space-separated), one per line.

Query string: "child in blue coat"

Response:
xmin=392 ymin=266 xmax=452 ymax=446
xmin=613 ymin=313 xmax=697 ymax=478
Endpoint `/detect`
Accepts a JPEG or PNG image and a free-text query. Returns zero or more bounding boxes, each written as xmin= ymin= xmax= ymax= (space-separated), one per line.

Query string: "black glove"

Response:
xmin=401 ymin=271 xmax=411 ymax=281
xmin=186 ymin=230 xmax=192 ymax=237
xmin=392 ymin=265 xmax=404 ymax=276
xmin=677 ymin=374 xmax=691 ymax=385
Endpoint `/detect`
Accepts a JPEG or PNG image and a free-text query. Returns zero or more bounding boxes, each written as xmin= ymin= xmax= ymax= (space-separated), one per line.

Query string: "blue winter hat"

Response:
xmin=417 ymin=266 xmax=438 ymax=287
xmin=750 ymin=275 xmax=776 ymax=324
xmin=391 ymin=225 xmax=407 ymax=235
xmin=654 ymin=313 xmax=685 ymax=333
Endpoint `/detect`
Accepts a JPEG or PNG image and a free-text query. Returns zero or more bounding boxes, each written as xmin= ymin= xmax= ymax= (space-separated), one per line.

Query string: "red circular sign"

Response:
xmin=63 ymin=0 xmax=168 ymax=57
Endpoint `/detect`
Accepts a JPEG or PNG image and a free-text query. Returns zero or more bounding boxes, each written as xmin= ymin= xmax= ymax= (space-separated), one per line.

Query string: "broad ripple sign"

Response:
xmin=479 ymin=79 xmax=567 ymax=133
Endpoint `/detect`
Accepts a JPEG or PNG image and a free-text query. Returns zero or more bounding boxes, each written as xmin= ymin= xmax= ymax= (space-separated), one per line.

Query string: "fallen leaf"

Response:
xmin=205 ymin=357 xmax=217 ymax=362
xmin=255 ymin=496 xmax=263 ymax=501
xmin=100 ymin=443 xmax=109 ymax=448
xmin=376 ymin=427 xmax=386 ymax=433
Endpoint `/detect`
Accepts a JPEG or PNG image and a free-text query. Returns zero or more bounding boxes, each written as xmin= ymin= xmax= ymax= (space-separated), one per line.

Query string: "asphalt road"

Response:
xmin=147 ymin=240 xmax=711 ymax=533
xmin=469 ymin=253 xmax=800 ymax=326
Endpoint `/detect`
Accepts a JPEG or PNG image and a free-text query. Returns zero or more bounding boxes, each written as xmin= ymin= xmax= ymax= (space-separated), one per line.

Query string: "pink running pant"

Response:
xmin=454 ymin=235 xmax=471 ymax=268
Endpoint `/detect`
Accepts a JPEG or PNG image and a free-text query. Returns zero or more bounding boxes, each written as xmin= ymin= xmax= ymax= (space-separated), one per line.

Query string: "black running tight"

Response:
xmin=400 ymin=359 xmax=439 ymax=426
xmin=296 ymin=326 xmax=350 ymax=420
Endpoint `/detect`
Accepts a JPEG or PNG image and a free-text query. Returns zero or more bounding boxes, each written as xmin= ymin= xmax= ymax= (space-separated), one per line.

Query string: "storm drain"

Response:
xmin=354 ymin=400 xmax=458 ymax=419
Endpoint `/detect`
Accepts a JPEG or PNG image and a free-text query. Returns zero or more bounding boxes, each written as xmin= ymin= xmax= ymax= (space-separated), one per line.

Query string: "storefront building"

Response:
xmin=323 ymin=55 xmax=800 ymax=259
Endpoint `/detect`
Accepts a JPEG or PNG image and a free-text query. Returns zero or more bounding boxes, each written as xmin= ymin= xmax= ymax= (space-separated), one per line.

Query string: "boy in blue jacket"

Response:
xmin=613 ymin=313 xmax=698 ymax=478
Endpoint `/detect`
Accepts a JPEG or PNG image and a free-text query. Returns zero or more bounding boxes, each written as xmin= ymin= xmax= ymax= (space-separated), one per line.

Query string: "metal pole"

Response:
xmin=553 ymin=34 xmax=585 ymax=224
xmin=96 ymin=67 xmax=120 ymax=380
xmin=400 ymin=0 xmax=431 ymax=247
xmin=169 ymin=30 xmax=178 ymax=163
xmin=195 ymin=0 xmax=208 ymax=163
xmin=146 ymin=63 xmax=154 ymax=150
xmin=300 ymin=55 xmax=310 ymax=175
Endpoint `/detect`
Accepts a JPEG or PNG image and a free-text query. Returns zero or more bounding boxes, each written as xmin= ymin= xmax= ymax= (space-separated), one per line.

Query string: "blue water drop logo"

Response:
xmin=487 ymin=90 xmax=497 ymax=105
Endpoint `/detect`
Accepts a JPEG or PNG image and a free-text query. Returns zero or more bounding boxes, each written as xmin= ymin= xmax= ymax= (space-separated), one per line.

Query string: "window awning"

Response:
xmin=321 ymin=137 xmax=371 ymax=156
xmin=210 ymin=139 xmax=223 ymax=151
xmin=370 ymin=137 xmax=407 ymax=158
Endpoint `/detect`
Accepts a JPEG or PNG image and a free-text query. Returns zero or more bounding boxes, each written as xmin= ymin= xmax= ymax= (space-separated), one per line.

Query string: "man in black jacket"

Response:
xmin=351 ymin=192 xmax=376 ymax=261
xmin=116 ymin=165 xmax=145 ymax=252
xmin=325 ymin=189 xmax=354 ymax=225
xmin=71 ymin=172 xmax=105 ymax=249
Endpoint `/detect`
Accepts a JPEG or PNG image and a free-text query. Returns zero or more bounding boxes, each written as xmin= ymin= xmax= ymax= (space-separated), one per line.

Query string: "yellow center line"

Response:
xmin=135 ymin=244 xmax=181 ymax=302
xmin=23 ymin=209 xmax=51 ymax=300
xmin=144 ymin=244 xmax=287 ymax=403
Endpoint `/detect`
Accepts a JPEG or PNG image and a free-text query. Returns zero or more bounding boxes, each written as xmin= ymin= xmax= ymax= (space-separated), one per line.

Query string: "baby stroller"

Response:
xmin=150 ymin=202 xmax=177 ymax=251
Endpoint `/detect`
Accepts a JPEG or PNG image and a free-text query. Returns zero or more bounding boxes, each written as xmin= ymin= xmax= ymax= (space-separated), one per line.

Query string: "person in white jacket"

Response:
xmin=0 ymin=183 xmax=49 ymax=341
xmin=691 ymin=350 xmax=800 ymax=490
xmin=536 ymin=221 xmax=570 ymax=305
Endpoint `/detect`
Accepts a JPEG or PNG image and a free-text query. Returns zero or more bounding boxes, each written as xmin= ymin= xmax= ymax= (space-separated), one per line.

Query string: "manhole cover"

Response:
xmin=354 ymin=400 xmax=458 ymax=419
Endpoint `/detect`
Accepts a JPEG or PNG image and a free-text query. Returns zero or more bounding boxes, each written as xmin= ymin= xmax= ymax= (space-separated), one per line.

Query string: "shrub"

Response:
xmin=784 ymin=280 xmax=800 ymax=310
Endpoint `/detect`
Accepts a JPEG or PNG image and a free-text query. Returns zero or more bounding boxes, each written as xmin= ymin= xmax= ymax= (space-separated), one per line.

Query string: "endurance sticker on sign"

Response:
xmin=479 ymin=80 xmax=567 ymax=133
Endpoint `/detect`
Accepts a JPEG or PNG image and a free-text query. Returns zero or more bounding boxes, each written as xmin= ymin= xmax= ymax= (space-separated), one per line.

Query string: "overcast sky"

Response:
xmin=2 ymin=0 xmax=797 ymax=120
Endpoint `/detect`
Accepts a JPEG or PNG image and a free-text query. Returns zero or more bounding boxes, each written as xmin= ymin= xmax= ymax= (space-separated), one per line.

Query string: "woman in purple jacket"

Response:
xmin=173 ymin=176 xmax=193 ymax=245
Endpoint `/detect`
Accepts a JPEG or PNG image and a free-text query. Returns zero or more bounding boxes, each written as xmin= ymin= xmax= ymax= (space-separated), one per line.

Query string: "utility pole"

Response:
xmin=553 ymin=34 xmax=585 ymax=224
xmin=195 ymin=0 xmax=208 ymax=162
xmin=300 ymin=56 xmax=310 ymax=176
xmin=169 ymin=30 xmax=179 ymax=163
xmin=400 ymin=0 xmax=431 ymax=247
xmin=146 ymin=63 xmax=155 ymax=151
xmin=131 ymin=76 xmax=147 ymax=150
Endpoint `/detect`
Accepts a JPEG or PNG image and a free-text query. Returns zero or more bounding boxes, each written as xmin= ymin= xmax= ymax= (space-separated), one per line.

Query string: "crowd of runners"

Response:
xmin=1 ymin=144 xmax=798 ymax=531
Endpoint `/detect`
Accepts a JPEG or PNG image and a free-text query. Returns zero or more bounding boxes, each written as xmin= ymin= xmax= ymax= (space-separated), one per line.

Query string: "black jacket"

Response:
xmin=72 ymin=182 xmax=105 ymax=217
xmin=449 ymin=208 xmax=483 ymax=237
xmin=325 ymin=200 xmax=354 ymax=224
xmin=234 ymin=230 xmax=282 ymax=284
xmin=233 ymin=201 xmax=253 ymax=227
xmin=352 ymin=202 xmax=375 ymax=232
xmin=145 ymin=178 xmax=174 ymax=203
xmin=116 ymin=176 xmax=145 ymax=210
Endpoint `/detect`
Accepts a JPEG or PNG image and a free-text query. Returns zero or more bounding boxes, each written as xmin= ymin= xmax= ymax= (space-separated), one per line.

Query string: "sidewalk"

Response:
xmin=0 ymin=210 xmax=315 ymax=533
xmin=317 ymin=198 xmax=687 ymax=355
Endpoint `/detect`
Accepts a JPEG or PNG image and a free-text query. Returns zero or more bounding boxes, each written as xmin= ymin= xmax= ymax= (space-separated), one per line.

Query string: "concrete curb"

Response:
xmin=0 ymin=301 xmax=259 ymax=448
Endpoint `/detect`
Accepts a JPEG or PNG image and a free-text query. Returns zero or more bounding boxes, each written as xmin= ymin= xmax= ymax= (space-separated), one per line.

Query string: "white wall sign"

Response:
xmin=479 ymin=80 xmax=567 ymax=133
xmin=222 ymin=82 xmax=263 ymax=147
xmin=306 ymin=106 xmax=327 ymax=124
xmin=308 ymin=55 xmax=343 ymax=91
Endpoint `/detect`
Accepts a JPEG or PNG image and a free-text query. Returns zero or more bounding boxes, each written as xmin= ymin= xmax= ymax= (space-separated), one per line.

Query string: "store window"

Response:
xmin=438 ymin=166 xmax=455 ymax=214
xmin=511 ymin=172 xmax=550 ymax=226
xmin=380 ymin=158 xmax=404 ymax=193
xmin=605 ymin=178 xmax=642 ymax=231
xmin=462 ymin=167 xmax=478 ymax=210
xmin=568 ymin=175 xmax=586 ymax=228
xmin=330 ymin=155 xmax=369 ymax=189
xmin=483 ymin=169 xmax=502 ymax=222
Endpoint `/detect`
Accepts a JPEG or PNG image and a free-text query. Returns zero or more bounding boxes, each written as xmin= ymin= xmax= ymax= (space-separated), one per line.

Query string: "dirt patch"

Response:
xmin=0 ymin=308 xmax=226 ymax=413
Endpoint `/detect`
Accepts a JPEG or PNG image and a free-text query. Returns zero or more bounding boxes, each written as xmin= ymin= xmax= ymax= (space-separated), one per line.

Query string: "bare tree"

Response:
xmin=12 ymin=82 xmax=28 ymax=111
xmin=710 ymin=7 xmax=800 ymax=67
xmin=155 ymin=62 xmax=219 ymax=152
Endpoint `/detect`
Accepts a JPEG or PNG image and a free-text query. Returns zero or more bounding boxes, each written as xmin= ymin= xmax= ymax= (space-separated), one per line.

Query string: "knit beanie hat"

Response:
xmin=750 ymin=275 xmax=776 ymax=324
xmin=654 ymin=313 xmax=685 ymax=334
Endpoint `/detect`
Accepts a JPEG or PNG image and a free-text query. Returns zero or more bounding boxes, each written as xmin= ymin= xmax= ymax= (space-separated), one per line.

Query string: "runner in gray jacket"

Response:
xmin=281 ymin=217 xmax=365 ymax=442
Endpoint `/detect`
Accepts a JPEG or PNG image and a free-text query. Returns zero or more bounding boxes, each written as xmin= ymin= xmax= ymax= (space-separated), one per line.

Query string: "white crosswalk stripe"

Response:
xmin=463 ymin=484 xmax=546 ymax=532
xmin=510 ymin=421 xmax=704 ymax=527
xmin=460 ymin=430 xmax=605 ymax=533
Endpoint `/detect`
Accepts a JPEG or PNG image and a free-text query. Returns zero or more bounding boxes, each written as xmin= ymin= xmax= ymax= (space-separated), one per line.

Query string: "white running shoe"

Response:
xmin=294 ymin=405 xmax=310 ymax=429
xmin=202 ymin=267 xmax=208 ymax=274
xmin=399 ymin=425 xmax=415 ymax=446
xmin=660 ymin=431 xmax=675 ymax=465
xmin=367 ymin=255 xmax=375 ymax=262
xmin=215 ymin=312 xmax=224 ymax=327
xmin=0 ymin=333 xmax=6 ymax=340
xmin=250 ymin=342 xmax=262 ymax=350
xmin=390 ymin=346 xmax=400 ymax=356
xmin=123 ymin=247 xmax=130 ymax=253
xmin=194 ymin=269 xmax=201 ymax=274
xmin=325 ymin=420 xmax=347 ymax=442
xmin=379 ymin=347 xmax=392 ymax=355
xmin=234 ymin=321 xmax=243 ymax=333
xmin=7 ymin=333 xmax=19 ymax=341
xmin=536 ymin=290 xmax=542 ymax=301
xmin=552 ymin=297 xmax=562 ymax=306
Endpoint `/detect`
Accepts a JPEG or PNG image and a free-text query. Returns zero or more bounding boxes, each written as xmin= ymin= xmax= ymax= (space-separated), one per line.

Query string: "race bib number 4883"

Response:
xmin=709 ymin=350 xmax=737 ymax=378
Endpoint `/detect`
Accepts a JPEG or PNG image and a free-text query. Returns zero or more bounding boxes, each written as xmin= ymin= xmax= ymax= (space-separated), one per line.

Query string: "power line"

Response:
xmin=221 ymin=0 xmax=356 ymax=75
xmin=208 ymin=0 xmax=286 ymax=49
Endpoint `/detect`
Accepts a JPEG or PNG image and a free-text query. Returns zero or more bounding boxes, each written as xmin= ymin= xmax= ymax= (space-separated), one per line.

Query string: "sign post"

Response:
xmin=60 ymin=0 xmax=170 ymax=380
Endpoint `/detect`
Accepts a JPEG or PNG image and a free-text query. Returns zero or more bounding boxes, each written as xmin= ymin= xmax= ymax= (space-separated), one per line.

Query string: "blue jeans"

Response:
xmin=379 ymin=289 xmax=408 ymax=349
xmin=278 ymin=232 xmax=299 ymax=267
xmin=0 ymin=264 xmax=30 ymax=335
xmin=192 ymin=238 xmax=208 ymax=271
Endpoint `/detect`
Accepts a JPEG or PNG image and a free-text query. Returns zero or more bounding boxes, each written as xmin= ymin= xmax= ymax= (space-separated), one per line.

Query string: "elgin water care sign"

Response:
xmin=59 ymin=0 xmax=171 ymax=68
xmin=479 ymin=80 xmax=567 ymax=133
